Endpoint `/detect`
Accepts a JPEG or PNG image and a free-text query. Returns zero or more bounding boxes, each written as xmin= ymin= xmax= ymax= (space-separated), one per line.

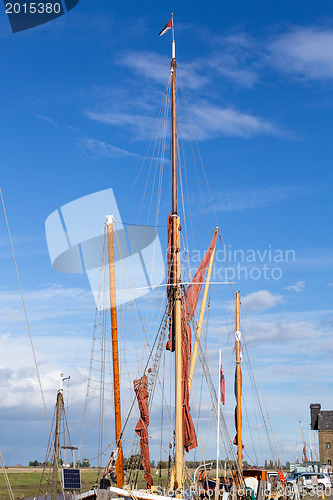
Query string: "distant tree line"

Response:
xmin=29 ymin=460 xmax=41 ymax=467
xmin=29 ymin=458 xmax=90 ymax=467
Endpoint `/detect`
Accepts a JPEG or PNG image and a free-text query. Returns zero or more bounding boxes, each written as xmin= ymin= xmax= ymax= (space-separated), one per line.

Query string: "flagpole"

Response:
xmin=171 ymin=13 xmax=175 ymax=59
xmin=216 ymin=349 xmax=221 ymax=500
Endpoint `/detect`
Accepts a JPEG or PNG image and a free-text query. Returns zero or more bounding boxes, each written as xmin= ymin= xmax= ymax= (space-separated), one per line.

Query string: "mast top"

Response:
xmin=159 ymin=14 xmax=175 ymax=61
xmin=171 ymin=13 xmax=175 ymax=60
xmin=172 ymin=40 xmax=176 ymax=61
xmin=105 ymin=215 xmax=115 ymax=226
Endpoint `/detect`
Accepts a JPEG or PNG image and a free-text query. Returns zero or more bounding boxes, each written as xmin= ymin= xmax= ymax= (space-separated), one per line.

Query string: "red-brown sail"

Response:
xmin=166 ymin=231 xmax=218 ymax=351
xmin=133 ymin=376 xmax=153 ymax=488
xmin=167 ymin=231 xmax=218 ymax=452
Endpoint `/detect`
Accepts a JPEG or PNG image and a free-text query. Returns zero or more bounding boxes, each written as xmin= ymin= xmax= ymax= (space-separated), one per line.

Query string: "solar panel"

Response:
xmin=62 ymin=468 xmax=81 ymax=490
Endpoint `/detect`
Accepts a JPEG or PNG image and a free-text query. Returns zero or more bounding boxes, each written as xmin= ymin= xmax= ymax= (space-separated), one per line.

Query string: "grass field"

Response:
xmin=0 ymin=467 xmax=171 ymax=500
xmin=2 ymin=468 xmax=333 ymax=500
xmin=0 ymin=467 xmax=102 ymax=499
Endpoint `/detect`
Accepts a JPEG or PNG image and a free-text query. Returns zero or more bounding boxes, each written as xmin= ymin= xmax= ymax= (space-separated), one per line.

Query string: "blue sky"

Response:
xmin=0 ymin=0 xmax=333 ymax=468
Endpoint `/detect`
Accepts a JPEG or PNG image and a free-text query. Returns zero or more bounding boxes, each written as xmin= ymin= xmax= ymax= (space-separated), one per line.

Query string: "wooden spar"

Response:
xmin=167 ymin=53 xmax=180 ymax=489
xmin=170 ymin=35 xmax=183 ymax=489
xmin=235 ymin=291 xmax=243 ymax=474
xmin=188 ymin=228 xmax=218 ymax=394
xmin=107 ymin=217 xmax=124 ymax=488
xmin=52 ymin=374 xmax=64 ymax=500
xmin=215 ymin=350 xmax=222 ymax=500
xmin=172 ymin=62 xmax=177 ymax=217
xmin=175 ymin=217 xmax=183 ymax=490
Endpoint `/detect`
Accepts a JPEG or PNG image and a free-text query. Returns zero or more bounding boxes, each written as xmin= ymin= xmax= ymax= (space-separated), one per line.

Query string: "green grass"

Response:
xmin=0 ymin=467 xmax=201 ymax=499
xmin=0 ymin=468 xmax=101 ymax=500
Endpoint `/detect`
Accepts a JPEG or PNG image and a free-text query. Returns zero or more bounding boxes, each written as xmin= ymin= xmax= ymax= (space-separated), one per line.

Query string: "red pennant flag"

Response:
xmin=159 ymin=18 xmax=173 ymax=36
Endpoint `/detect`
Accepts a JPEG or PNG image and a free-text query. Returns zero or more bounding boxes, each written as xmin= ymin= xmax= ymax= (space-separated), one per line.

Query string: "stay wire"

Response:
xmin=239 ymin=302 xmax=279 ymax=463
xmin=0 ymin=449 xmax=14 ymax=500
xmin=0 ymin=187 xmax=66 ymax=498
xmin=119 ymin=76 xmax=172 ymax=212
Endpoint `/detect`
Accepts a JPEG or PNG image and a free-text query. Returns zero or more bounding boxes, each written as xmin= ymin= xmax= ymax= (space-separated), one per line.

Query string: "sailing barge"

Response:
xmin=72 ymin=16 xmax=285 ymax=500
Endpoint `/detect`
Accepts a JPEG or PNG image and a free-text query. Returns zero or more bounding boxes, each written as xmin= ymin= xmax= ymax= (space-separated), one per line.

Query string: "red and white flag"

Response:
xmin=159 ymin=18 xmax=173 ymax=36
xmin=220 ymin=364 xmax=225 ymax=405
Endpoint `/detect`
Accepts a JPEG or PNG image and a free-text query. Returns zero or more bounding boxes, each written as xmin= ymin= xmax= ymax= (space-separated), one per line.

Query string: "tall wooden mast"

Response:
xmin=106 ymin=215 xmax=124 ymax=487
xmin=170 ymin=18 xmax=183 ymax=490
xmin=235 ymin=291 xmax=243 ymax=474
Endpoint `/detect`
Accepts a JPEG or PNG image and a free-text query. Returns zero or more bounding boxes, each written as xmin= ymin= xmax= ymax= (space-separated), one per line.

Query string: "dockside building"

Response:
xmin=310 ymin=404 xmax=333 ymax=465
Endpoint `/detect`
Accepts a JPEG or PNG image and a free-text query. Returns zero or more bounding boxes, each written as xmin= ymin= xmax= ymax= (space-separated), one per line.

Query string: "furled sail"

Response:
xmin=167 ymin=231 xmax=218 ymax=452
xmin=233 ymin=362 xmax=245 ymax=450
xmin=133 ymin=376 xmax=153 ymax=488
xmin=166 ymin=214 xmax=175 ymax=350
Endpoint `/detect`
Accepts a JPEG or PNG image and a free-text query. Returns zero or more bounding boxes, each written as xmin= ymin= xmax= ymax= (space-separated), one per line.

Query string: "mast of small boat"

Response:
xmin=235 ymin=292 xmax=243 ymax=475
xmin=52 ymin=373 xmax=64 ymax=500
xmin=170 ymin=16 xmax=183 ymax=490
xmin=106 ymin=215 xmax=124 ymax=487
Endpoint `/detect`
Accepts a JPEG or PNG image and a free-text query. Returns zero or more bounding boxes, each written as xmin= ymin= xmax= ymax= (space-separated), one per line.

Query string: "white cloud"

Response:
xmin=208 ymin=33 xmax=260 ymax=87
xmin=286 ymin=281 xmax=306 ymax=293
xmin=279 ymin=440 xmax=304 ymax=455
xmin=293 ymin=249 xmax=333 ymax=269
xmin=120 ymin=51 xmax=208 ymax=90
xmin=85 ymin=110 xmax=158 ymax=141
xmin=86 ymin=103 xmax=279 ymax=142
xmin=203 ymin=309 xmax=327 ymax=347
xmin=241 ymin=290 xmax=283 ymax=312
xmin=35 ymin=114 xmax=58 ymax=127
xmin=244 ymin=318 xmax=317 ymax=345
xmin=190 ymin=103 xmax=279 ymax=139
xmin=78 ymin=137 xmax=141 ymax=160
xmin=0 ymin=285 xmax=92 ymax=326
xmin=210 ymin=57 xmax=258 ymax=87
xmin=211 ymin=185 xmax=307 ymax=212
xmin=0 ymin=333 xmax=90 ymax=410
xmin=269 ymin=27 xmax=333 ymax=80
xmin=85 ymin=45 xmax=281 ymax=142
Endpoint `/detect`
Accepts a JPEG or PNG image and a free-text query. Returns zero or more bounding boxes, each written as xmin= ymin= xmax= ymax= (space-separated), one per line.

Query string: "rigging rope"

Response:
xmin=0 ymin=187 xmax=66 ymax=498
xmin=240 ymin=303 xmax=279 ymax=464
xmin=80 ymin=56 xmax=281 ymax=485
xmin=0 ymin=449 xmax=14 ymax=500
